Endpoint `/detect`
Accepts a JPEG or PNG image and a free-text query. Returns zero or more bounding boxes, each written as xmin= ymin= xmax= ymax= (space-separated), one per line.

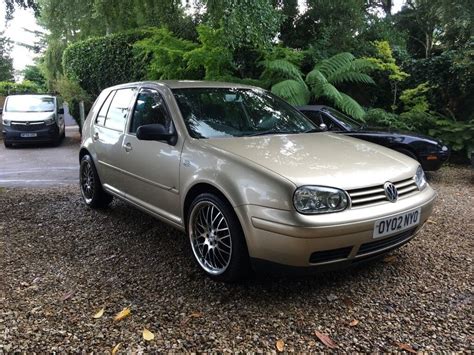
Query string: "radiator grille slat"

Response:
xmin=348 ymin=177 xmax=418 ymax=208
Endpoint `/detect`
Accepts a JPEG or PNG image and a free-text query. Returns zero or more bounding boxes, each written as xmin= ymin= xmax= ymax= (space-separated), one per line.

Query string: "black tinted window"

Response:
xmin=104 ymin=88 xmax=135 ymax=131
xmin=96 ymin=91 xmax=115 ymax=126
xmin=130 ymin=89 xmax=172 ymax=134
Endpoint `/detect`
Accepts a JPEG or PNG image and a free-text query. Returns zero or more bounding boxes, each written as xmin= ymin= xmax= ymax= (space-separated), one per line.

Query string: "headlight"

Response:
xmin=2 ymin=119 xmax=11 ymax=126
xmin=441 ymin=145 xmax=448 ymax=152
xmin=44 ymin=116 xmax=56 ymax=125
xmin=415 ymin=165 xmax=427 ymax=190
xmin=293 ymin=186 xmax=348 ymax=214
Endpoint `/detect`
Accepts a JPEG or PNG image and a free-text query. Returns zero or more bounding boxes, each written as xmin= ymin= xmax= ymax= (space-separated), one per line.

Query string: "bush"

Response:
xmin=365 ymin=108 xmax=473 ymax=157
xmin=428 ymin=119 xmax=474 ymax=157
xmin=0 ymin=81 xmax=44 ymax=96
xmin=63 ymin=29 xmax=154 ymax=97
xmin=55 ymin=76 xmax=90 ymax=130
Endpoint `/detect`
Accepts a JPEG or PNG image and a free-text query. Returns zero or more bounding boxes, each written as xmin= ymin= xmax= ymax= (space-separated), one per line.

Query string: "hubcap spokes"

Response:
xmin=190 ymin=202 xmax=232 ymax=275
xmin=81 ymin=162 xmax=94 ymax=200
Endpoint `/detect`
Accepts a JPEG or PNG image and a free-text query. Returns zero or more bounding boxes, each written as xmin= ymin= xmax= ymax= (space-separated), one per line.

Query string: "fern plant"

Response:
xmin=306 ymin=52 xmax=375 ymax=119
xmin=259 ymin=47 xmax=310 ymax=105
xmin=264 ymin=51 xmax=375 ymax=119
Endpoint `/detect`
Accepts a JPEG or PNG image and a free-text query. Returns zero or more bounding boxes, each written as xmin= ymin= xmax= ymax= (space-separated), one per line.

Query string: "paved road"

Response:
xmin=0 ymin=126 xmax=81 ymax=187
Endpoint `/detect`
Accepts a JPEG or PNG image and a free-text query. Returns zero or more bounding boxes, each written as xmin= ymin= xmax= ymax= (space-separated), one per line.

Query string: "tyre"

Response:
xmin=187 ymin=193 xmax=250 ymax=282
xmin=4 ymin=141 xmax=13 ymax=148
xmin=80 ymin=154 xmax=113 ymax=208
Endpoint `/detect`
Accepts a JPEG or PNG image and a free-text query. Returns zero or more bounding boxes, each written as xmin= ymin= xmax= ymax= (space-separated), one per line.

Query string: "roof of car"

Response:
xmin=107 ymin=80 xmax=258 ymax=91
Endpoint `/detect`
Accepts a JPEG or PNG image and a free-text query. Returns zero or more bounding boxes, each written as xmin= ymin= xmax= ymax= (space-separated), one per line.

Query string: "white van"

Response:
xmin=1 ymin=94 xmax=65 ymax=148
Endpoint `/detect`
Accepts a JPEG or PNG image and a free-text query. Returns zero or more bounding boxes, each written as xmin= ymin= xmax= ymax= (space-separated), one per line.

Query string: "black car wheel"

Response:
xmin=80 ymin=154 xmax=113 ymax=208
xmin=187 ymin=193 xmax=250 ymax=282
xmin=4 ymin=141 xmax=13 ymax=148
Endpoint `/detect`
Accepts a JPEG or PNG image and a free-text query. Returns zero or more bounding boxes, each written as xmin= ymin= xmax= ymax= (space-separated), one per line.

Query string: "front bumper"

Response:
xmin=235 ymin=185 xmax=437 ymax=271
xmin=2 ymin=124 xmax=59 ymax=144
xmin=419 ymin=149 xmax=450 ymax=171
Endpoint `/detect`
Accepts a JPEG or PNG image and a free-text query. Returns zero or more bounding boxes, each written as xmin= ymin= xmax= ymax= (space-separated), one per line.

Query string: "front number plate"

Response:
xmin=373 ymin=208 xmax=421 ymax=238
xmin=20 ymin=133 xmax=37 ymax=138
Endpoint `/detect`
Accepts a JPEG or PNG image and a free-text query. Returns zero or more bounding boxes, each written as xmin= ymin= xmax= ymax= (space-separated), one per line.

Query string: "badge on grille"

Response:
xmin=384 ymin=182 xmax=398 ymax=202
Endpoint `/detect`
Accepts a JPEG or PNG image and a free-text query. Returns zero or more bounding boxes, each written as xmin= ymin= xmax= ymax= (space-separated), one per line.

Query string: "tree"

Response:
xmin=200 ymin=0 xmax=283 ymax=49
xmin=0 ymin=32 xmax=14 ymax=82
xmin=288 ymin=0 xmax=367 ymax=51
xmin=3 ymin=0 xmax=39 ymax=20
xmin=22 ymin=64 xmax=46 ymax=88
xmin=366 ymin=41 xmax=409 ymax=110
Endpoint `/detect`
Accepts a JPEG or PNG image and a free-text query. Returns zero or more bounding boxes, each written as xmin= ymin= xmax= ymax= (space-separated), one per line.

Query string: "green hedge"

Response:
xmin=0 ymin=81 xmax=44 ymax=96
xmin=62 ymin=29 xmax=154 ymax=97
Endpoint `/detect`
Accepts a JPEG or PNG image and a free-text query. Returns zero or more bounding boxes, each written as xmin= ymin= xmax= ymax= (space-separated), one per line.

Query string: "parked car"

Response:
xmin=1 ymin=94 xmax=65 ymax=148
xmin=298 ymin=105 xmax=450 ymax=171
xmin=79 ymin=81 xmax=436 ymax=282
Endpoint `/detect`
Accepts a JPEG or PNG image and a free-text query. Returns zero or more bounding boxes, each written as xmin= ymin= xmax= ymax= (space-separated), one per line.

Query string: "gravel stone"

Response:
xmin=0 ymin=166 xmax=473 ymax=352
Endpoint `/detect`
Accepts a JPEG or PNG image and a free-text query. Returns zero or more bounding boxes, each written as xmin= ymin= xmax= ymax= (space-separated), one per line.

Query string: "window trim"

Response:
xmin=127 ymin=87 xmax=176 ymax=137
xmin=94 ymin=90 xmax=116 ymax=127
xmin=95 ymin=87 xmax=137 ymax=133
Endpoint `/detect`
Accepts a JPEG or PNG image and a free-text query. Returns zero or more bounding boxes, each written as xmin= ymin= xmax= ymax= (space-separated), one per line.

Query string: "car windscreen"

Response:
xmin=172 ymin=88 xmax=316 ymax=138
xmin=325 ymin=108 xmax=363 ymax=130
xmin=5 ymin=96 xmax=55 ymax=112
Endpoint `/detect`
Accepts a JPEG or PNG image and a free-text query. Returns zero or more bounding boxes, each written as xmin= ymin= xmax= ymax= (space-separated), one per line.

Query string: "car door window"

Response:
xmin=104 ymin=88 xmax=135 ymax=131
xmin=321 ymin=113 xmax=342 ymax=131
xmin=96 ymin=91 xmax=115 ymax=126
xmin=130 ymin=89 xmax=172 ymax=134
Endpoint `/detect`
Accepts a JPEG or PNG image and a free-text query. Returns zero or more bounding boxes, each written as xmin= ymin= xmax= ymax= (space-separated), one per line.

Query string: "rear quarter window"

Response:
xmin=104 ymin=88 xmax=135 ymax=131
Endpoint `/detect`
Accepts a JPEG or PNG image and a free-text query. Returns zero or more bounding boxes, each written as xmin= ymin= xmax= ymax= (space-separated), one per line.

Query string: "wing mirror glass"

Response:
xmin=136 ymin=123 xmax=177 ymax=145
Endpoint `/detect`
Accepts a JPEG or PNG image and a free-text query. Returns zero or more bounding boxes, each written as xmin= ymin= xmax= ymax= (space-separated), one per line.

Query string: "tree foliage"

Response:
xmin=63 ymin=30 xmax=152 ymax=96
xmin=0 ymin=33 xmax=14 ymax=82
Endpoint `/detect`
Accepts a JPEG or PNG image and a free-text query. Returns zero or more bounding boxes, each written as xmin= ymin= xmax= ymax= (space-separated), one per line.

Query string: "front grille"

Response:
xmin=11 ymin=121 xmax=46 ymax=131
xmin=357 ymin=228 xmax=417 ymax=256
xmin=347 ymin=177 xmax=418 ymax=208
xmin=309 ymin=246 xmax=352 ymax=264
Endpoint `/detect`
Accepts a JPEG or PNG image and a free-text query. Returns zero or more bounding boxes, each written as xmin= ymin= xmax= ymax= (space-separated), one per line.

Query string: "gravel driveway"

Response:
xmin=0 ymin=166 xmax=472 ymax=352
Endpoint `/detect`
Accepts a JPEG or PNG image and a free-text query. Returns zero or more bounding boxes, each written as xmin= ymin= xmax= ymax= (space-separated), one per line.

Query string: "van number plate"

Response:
xmin=20 ymin=133 xmax=37 ymax=138
xmin=373 ymin=208 xmax=421 ymax=238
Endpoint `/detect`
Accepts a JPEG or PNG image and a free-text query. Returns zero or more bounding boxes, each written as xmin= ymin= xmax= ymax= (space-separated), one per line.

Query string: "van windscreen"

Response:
xmin=5 ymin=96 xmax=55 ymax=112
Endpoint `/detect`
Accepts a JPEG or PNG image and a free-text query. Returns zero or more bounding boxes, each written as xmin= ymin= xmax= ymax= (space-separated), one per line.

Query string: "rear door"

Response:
xmin=92 ymin=87 xmax=137 ymax=195
xmin=118 ymin=87 xmax=183 ymax=224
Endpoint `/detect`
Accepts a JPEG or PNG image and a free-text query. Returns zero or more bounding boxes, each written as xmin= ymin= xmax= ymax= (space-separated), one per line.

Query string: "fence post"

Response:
xmin=79 ymin=101 xmax=85 ymax=131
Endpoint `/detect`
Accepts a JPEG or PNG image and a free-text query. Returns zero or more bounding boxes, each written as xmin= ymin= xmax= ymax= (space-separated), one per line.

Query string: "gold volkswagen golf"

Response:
xmin=79 ymin=81 xmax=436 ymax=281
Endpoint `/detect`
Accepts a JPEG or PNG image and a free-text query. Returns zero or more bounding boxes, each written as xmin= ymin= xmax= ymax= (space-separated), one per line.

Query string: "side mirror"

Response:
xmin=58 ymin=108 xmax=65 ymax=114
xmin=136 ymin=123 xmax=177 ymax=145
xmin=0 ymin=108 xmax=3 ymax=114
xmin=319 ymin=123 xmax=328 ymax=131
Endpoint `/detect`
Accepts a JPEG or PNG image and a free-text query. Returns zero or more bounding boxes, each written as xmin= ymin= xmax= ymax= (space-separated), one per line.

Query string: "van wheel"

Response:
xmin=4 ymin=141 xmax=13 ymax=148
xmin=80 ymin=154 xmax=113 ymax=208
xmin=187 ymin=193 xmax=250 ymax=282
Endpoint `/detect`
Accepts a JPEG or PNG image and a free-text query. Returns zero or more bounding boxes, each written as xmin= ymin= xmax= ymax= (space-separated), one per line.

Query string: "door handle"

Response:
xmin=93 ymin=132 xmax=99 ymax=141
xmin=124 ymin=142 xmax=133 ymax=152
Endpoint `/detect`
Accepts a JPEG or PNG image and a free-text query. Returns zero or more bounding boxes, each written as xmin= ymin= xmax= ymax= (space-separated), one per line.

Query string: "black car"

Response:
xmin=298 ymin=105 xmax=450 ymax=171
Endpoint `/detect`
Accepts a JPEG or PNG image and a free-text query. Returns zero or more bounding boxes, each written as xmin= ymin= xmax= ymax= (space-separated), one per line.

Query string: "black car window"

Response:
xmin=96 ymin=91 xmax=115 ymax=126
xmin=104 ymin=88 xmax=135 ymax=131
xmin=321 ymin=113 xmax=342 ymax=131
xmin=130 ymin=89 xmax=172 ymax=134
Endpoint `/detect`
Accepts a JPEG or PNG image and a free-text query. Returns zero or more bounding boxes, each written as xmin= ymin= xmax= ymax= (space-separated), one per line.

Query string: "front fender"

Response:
xmin=179 ymin=139 xmax=297 ymax=212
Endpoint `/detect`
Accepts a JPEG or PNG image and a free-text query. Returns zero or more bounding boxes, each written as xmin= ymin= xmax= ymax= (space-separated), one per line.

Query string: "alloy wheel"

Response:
xmin=189 ymin=201 xmax=232 ymax=275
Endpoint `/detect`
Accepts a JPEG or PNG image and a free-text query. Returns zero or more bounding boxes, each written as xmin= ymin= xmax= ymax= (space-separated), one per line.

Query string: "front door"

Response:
xmin=119 ymin=87 xmax=183 ymax=225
